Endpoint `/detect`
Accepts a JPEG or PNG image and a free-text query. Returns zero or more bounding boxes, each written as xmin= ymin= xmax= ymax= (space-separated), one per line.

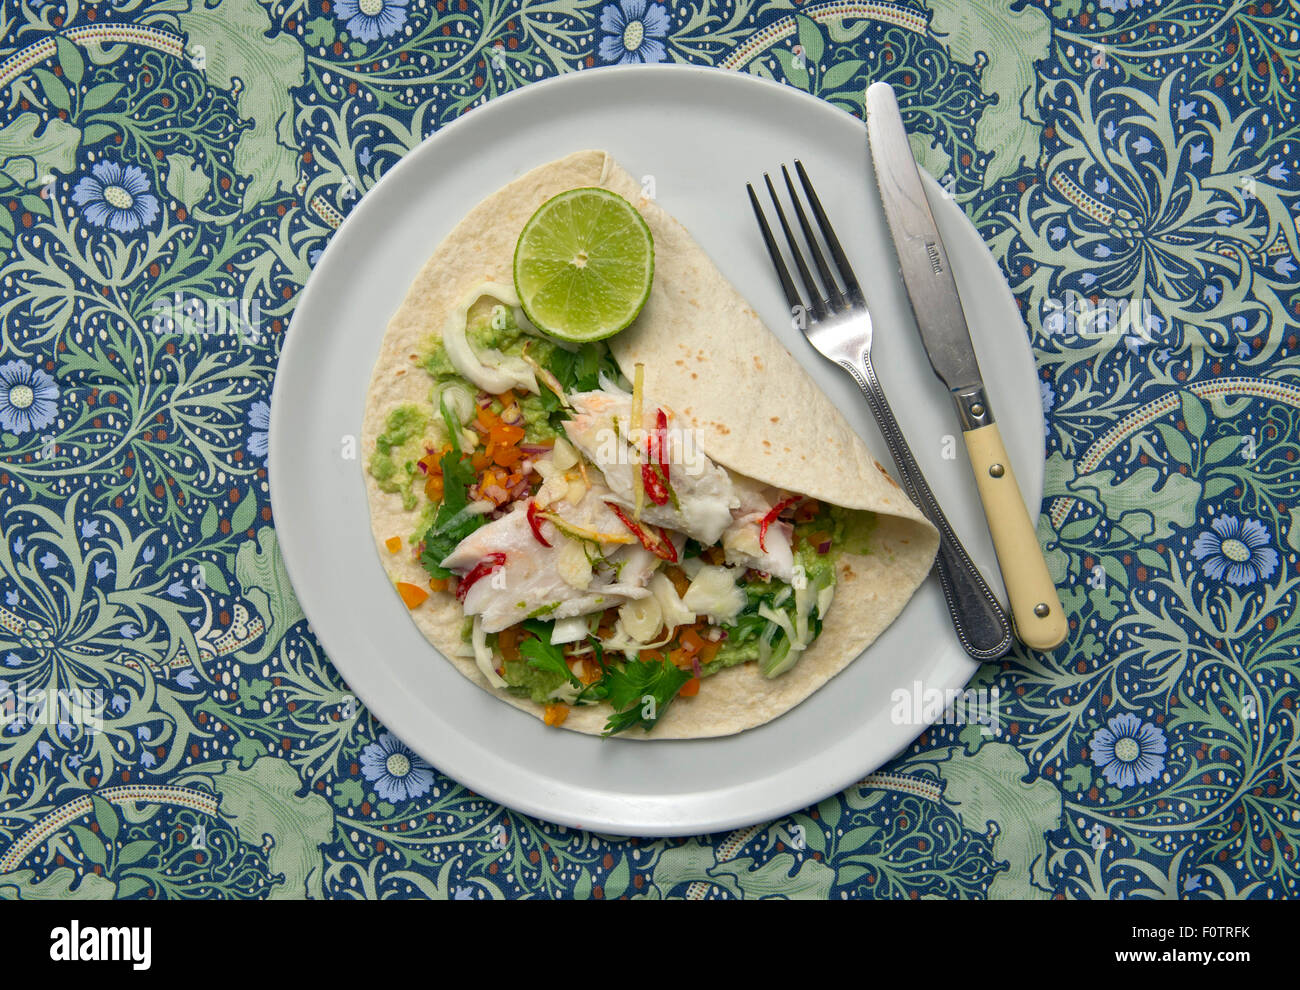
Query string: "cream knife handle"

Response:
xmin=962 ymin=423 xmax=1067 ymax=651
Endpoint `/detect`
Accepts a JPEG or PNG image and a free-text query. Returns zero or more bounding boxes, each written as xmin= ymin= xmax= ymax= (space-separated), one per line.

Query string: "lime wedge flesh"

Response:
xmin=513 ymin=187 xmax=654 ymax=343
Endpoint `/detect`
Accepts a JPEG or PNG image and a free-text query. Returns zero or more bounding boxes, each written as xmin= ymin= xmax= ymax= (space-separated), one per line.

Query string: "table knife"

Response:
xmin=866 ymin=81 xmax=1067 ymax=651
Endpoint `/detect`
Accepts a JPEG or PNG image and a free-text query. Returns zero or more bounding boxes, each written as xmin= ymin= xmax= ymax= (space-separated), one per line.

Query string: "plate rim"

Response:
xmin=269 ymin=64 xmax=1043 ymax=836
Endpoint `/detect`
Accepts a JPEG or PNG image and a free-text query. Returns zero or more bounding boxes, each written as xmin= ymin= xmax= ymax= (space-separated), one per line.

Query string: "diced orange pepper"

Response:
xmin=471 ymin=450 xmax=492 ymax=471
xmin=699 ymin=639 xmax=723 ymax=664
xmin=493 ymin=443 xmax=524 ymax=468
xmin=385 ymin=536 xmax=402 ymax=554
xmin=665 ymin=566 xmax=691 ymax=598
xmin=427 ymin=577 xmax=448 ymax=593
xmin=544 ymin=702 xmax=569 ymax=727
xmin=396 ymin=581 xmax=429 ymax=609
xmin=498 ymin=626 xmax=522 ymax=662
xmin=668 ymin=647 xmax=692 ymax=668
xmin=639 ymin=648 xmax=666 ymax=665
xmin=578 ymin=658 xmax=603 ymax=685
xmin=424 ymin=474 xmax=445 ymax=502
xmin=679 ymin=627 xmax=707 ymax=655
xmin=679 ymin=677 xmax=700 ymax=697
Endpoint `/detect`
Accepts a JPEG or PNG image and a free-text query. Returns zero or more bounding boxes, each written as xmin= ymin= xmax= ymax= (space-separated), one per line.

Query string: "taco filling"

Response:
xmin=370 ymin=283 xmax=877 ymax=736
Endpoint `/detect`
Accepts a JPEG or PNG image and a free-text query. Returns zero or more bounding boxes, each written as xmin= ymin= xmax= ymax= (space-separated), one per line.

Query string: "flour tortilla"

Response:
xmin=362 ymin=150 xmax=939 ymax=738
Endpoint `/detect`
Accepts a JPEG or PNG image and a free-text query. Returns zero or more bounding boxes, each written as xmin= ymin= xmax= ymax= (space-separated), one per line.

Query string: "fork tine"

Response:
xmin=794 ymin=160 xmax=864 ymax=307
xmin=763 ymin=173 xmax=827 ymax=321
xmin=782 ymin=165 xmax=846 ymax=313
xmin=746 ymin=183 xmax=805 ymax=319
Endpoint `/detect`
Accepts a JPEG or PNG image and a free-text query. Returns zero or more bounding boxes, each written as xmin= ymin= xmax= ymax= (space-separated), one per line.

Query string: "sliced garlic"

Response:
xmin=619 ymin=594 xmax=664 ymax=643
xmin=552 ymin=435 xmax=579 ymax=471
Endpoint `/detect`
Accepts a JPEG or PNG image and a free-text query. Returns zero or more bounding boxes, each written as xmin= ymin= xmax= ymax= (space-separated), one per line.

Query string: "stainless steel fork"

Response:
xmin=747 ymin=161 xmax=1012 ymax=661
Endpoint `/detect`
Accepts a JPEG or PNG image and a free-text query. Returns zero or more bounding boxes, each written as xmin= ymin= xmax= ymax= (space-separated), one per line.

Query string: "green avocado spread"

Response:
xmin=368 ymin=403 xmax=430 ymax=511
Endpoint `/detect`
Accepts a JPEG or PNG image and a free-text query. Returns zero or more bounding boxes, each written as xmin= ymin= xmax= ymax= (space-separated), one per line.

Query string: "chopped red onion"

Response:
xmin=817 ymin=540 xmax=832 ymax=555
xmin=691 ymin=655 xmax=702 ymax=678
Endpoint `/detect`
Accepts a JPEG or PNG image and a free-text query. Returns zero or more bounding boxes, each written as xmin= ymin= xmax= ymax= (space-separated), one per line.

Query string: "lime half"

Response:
xmin=513 ymin=187 xmax=654 ymax=343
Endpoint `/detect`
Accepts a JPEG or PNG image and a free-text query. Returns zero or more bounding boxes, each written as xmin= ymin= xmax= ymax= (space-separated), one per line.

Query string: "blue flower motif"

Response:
xmin=1090 ymin=712 xmax=1166 ymax=788
xmin=1099 ymin=0 xmax=1147 ymax=10
xmin=1040 ymin=380 xmax=1056 ymax=414
xmin=71 ymin=160 xmax=159 ymax=233
xmin=335 ymin=0 xmax=408 ymax=42
xmin=598 ymin=0 xmax=668 ymax=64
xmin=0 ymin=360 xmax=59 ymax=435
xmin=247 ymin=399 xmax=270 ymax=466
xmin=359 ymin=732 xmax=434 ymax=802
xmin=1192 ymin=515 xmax=1278 ymax=586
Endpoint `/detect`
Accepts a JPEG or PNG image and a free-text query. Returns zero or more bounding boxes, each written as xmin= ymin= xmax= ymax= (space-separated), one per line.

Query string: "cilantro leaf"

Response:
xmin=546 ymin=341 xmax=621 ymax=394
xmin=600 ymin=658 xmax=692 ymax=736
xmin=419 ymin=447 xmax=484 ymax=580
xmin=518 ymin=620 xmax=581 ymax=688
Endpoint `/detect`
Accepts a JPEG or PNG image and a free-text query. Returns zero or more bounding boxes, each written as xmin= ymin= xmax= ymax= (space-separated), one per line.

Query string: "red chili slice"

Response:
xmin=455 ymin=552 xmax=507 ymax=602
xmin=526 ymin=501 xmax=552 ymax=548
xmin=606 ymin=501 xmax=678 ymax=562
xmin=641 ymin=461 xmax=670 ymax=506
xmin=759 ymin=496 xmax=800 ymax=553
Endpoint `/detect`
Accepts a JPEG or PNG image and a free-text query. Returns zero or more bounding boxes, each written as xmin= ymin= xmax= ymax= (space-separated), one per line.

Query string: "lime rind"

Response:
xmin=512 ymin=187 xmax=655 ymax=344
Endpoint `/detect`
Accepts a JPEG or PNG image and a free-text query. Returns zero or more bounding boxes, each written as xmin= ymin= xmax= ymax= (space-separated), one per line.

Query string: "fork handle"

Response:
xmin=841 ymin=352 xmax=1013 ymax=661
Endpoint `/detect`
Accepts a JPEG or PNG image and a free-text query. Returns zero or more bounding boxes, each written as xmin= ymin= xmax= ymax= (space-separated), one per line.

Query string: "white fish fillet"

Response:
xmin=562 ymin=388 xmax=739 ymax=545
xmin=441 ymin=483 xmax=653 ymax=633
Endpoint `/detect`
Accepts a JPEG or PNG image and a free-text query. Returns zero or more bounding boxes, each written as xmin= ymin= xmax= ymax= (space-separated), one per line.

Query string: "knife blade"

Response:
xmin=866 ymin=81 xmax=1066 ymax=651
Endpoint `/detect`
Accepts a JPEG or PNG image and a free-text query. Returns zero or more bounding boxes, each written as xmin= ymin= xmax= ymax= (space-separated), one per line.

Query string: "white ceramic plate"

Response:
xmin=270 ymin=66 xmax=1043 ymax=837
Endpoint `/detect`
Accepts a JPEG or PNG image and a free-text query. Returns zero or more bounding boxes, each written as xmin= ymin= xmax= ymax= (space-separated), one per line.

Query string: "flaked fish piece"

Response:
xmin=562 ymin=387 xmax=739 ymax=546
xmin=441 ymin=482 xmax=653 ymax=633
xmin=721 ymin=476 xmax=795 ymax=582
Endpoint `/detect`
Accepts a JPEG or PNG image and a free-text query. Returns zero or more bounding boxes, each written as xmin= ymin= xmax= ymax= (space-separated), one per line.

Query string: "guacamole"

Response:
xmin=369 ymin=403 xmax=431 ymax=511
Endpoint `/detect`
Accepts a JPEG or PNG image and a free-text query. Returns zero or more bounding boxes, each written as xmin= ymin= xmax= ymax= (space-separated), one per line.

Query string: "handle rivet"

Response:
xmin=989 ymin=463 xmax=1005 ymax=478
xmin=1033 ymin=602 xmax=1050 ymax=617
xmin=970 ymin=402 xmax=985 ymax=417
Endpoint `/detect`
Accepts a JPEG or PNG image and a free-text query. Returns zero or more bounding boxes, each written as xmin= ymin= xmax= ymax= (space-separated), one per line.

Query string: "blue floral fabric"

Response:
xmin=0 ymin=0 xmax=1297 ymax=899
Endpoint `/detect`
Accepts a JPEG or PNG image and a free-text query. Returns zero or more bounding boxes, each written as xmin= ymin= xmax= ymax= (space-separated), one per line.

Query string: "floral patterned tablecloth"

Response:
xmin=1 ymin=0 xmax=1297 ymax=900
